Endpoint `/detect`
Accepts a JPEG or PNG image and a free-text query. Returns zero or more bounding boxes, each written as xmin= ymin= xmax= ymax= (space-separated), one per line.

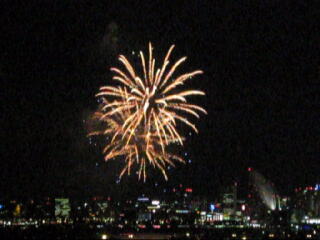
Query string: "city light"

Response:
xmin=210 ymin=204 xmax=215 ymax=211
xmin=241 ymin=204 xmax=246 ymax=211
xmin=137 ymin=197 xmax=149 ymax=202
xmin=151 ymin=200 xmax=160 ymax=205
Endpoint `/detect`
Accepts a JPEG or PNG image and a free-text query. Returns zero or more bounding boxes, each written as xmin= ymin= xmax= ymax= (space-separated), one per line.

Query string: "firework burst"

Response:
xmin=94 ymin=43 xmax=206 ymax=181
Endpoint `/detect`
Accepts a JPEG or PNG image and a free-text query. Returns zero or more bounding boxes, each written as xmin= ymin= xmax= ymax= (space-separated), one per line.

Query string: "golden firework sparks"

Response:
xmin=94 ymin=43 xmax=206 ymax=181
xmin=90 ymin=108 xmax=184 ymax=181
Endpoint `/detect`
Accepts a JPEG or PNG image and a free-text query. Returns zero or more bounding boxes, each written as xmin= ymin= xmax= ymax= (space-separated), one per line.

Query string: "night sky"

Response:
xmin=1 ymin=1 xmax=319 ymax=199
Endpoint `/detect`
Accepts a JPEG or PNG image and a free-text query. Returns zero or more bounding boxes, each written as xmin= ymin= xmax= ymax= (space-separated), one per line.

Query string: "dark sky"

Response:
xmin=1 ymin=1 xmax=319 ymax=199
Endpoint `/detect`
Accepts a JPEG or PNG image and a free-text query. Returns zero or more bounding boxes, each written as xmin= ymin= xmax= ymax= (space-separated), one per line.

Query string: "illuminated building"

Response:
xmin=291 ymin=184 xmax=320 ymax=224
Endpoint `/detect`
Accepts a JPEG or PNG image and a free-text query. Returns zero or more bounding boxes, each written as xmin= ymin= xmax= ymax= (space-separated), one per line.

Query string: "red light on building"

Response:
xmin=248 ymin=167 xmax=252 ymax=172
xmin=185 ymin=188 xmax=193 ymax=193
